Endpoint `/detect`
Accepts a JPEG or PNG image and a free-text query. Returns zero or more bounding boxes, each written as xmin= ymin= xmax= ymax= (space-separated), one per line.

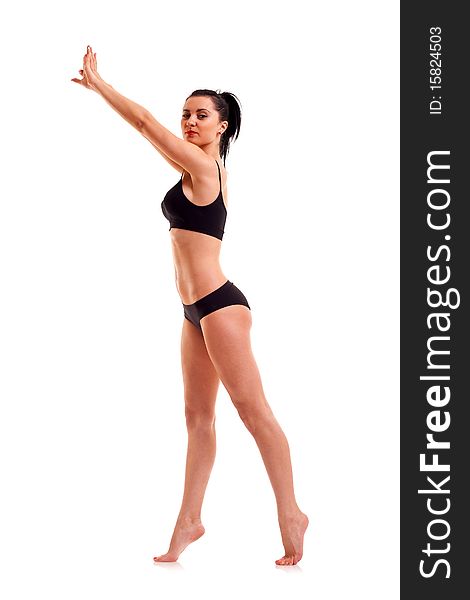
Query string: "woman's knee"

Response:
xmin=231 ymin=392 xmax=271 ymax=433
xmin=184 ymin=403 xmax=216 ymax=430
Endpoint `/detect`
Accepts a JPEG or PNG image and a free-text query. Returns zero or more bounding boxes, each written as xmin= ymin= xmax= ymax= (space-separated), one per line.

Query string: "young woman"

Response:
xmin=72 ymin=45 xmax=309 ymax=566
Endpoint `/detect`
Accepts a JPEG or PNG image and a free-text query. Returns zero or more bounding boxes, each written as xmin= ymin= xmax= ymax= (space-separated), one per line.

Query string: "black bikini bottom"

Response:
xmin=182 ymin=279 xmax=251 ymax=332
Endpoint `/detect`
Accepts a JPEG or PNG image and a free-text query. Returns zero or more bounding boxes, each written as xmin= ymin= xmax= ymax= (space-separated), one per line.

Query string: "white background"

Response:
xmin=0 ymin=1 xmax=399 ymax=598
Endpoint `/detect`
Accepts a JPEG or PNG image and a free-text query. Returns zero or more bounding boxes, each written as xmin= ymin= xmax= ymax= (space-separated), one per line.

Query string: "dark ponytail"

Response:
xmin=186 ymin=89 xmax=242 ymax=165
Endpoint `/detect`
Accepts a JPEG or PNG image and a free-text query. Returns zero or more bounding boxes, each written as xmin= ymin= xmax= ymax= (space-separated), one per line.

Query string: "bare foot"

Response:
xmin=153 ymin=517 xmax=205 ymax=563
xmin=275 ymin=511 xmax=309 ymax=566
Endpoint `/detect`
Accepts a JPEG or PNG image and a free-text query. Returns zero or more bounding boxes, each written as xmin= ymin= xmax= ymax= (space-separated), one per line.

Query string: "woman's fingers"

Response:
xmin=88 ymin=47 xmax=96 ymax=68
xmin=84 ymin=46 xmax=96 ymax=72
xmin=71 ymin=47 xmax=95 ymax=86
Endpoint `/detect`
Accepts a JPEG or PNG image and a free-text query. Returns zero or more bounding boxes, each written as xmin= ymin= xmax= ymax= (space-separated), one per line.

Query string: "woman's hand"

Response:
xmin=71 ymin=45 xmax=105 ymax=91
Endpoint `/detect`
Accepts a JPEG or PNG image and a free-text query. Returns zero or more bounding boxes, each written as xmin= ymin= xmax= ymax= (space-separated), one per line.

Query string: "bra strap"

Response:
xmin=215 ymin=160 xmax=222 ymax=191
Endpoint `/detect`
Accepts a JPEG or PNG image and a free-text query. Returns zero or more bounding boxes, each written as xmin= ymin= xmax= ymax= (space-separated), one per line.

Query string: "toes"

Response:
xmin=154 ymin=554 xmax=171 ymax=562
xmin=276 ymin=555 xmax=296 ymax=566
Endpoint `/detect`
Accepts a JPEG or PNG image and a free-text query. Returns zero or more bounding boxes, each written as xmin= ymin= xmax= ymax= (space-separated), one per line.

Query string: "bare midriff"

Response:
xmin=168 ymin=228 xmax=228 ymax=305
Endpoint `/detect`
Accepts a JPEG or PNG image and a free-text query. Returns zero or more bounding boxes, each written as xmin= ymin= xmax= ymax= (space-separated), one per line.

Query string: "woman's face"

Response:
xmin=181 ymin=96 xmax=227 ymax=146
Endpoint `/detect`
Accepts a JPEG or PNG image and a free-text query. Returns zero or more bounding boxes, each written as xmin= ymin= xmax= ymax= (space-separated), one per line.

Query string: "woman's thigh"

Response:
xmin=181 ymin=317 xmax=220 ymax=422
xmin=200 ymin=306 xmax=267 ymax=407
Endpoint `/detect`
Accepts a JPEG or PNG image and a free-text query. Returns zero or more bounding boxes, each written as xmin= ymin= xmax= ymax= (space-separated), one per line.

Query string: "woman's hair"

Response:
xmin=185 ymin=89 xmax=242 ymax=165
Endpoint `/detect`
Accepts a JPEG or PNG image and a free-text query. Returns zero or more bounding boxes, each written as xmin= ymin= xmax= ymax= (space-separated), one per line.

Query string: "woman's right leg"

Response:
xmin=154 ymin=317 xmax=220 ymax=562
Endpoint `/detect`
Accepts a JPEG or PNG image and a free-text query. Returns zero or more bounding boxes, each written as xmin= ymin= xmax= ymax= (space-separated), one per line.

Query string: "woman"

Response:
xmin=72 ymin=45 xmax=309 ymax=566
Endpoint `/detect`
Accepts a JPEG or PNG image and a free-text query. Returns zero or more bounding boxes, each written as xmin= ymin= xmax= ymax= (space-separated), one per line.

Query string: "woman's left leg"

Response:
xmin=200 ymin=305 xmax=309 ymax=566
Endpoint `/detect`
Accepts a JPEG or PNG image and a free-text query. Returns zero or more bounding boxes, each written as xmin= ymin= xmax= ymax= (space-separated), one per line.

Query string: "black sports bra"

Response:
xmin=161 ymin=160 xmax=227 ymax=240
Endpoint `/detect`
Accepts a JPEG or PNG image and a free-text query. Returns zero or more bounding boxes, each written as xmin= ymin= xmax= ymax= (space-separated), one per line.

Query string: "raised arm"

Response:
xmin=72 ymin=46 xmax=210 ymax=174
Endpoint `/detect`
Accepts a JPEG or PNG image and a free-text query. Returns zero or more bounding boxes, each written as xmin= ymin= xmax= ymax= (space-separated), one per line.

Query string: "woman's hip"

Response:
xmin=183 ymin=280 xmax=251 ymax=331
